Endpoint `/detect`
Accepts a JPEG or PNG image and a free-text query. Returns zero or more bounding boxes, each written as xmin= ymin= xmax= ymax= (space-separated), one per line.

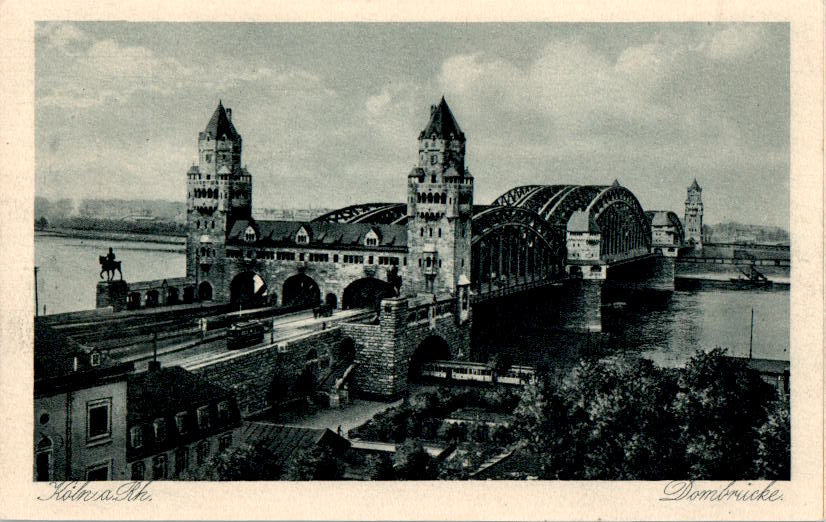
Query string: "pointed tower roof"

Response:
xmin=689 ymin=178 xmax=701 ymax=191
xmin=419 ymin=97 xmax=465 ymax=141
xmin=204 ymin=101 xmax=240 ymax=140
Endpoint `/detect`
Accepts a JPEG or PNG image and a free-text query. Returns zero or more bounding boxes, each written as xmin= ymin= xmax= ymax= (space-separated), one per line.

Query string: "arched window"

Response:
xmin=441 ymin=193 xmax=447 ymax=204
xmin=427 ymin=193 xmax=433 ymax=204
xmin=35 ymin=436 xmax=53 ymax=481
xmin=211 ymin=221 xmax=215 ymax=229
xmin=420 ymin=228 xmax=423 ymax=237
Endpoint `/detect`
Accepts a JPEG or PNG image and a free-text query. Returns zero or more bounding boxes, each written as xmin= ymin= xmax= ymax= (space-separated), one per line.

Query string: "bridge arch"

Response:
xmin=198 ymin=282 xmax=213 ymax=301
xmin=471 ymin=206 xmax=567 ymax=294
xmin=342 ymin=277 xmax=395 ymax=310
xmin=408 ymin=335 xmax=451 ymax=381
xmin=230 ymin=272 xmax=268 ymax=307
xmin=282 ymin=273 xmax=320 ymax=307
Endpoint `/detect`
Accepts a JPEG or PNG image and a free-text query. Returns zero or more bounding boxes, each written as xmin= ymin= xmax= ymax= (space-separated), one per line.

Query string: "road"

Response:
xmin=123 ymin=307 xmax=372 ymax=372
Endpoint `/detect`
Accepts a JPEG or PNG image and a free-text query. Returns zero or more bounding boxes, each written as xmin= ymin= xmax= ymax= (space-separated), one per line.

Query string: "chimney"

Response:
xmin=226 ymin=108 xmax=232 ymax=122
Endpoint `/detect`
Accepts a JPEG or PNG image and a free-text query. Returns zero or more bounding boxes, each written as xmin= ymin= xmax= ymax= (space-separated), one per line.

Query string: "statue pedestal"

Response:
xmin=96 ymin=280 xmax=128 ymax=312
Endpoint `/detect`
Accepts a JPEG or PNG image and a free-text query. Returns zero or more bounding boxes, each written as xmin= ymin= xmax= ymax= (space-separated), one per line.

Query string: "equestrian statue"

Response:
xmin=99 ymin=247 xmax=123 ymax=281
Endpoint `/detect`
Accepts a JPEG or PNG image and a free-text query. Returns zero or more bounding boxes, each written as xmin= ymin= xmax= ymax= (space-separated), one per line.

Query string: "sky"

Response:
xmin=35 ymin=22 xmax=789 ymax=228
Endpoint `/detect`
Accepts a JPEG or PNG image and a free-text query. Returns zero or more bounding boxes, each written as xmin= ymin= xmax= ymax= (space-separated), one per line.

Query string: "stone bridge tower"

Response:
xmin=406 ymin=97 xmax=474 ymax=298
xmin=684 ymin=178 xmax=703 ymax=249
xmin=185 ymin=101 xmax=253 ymax=300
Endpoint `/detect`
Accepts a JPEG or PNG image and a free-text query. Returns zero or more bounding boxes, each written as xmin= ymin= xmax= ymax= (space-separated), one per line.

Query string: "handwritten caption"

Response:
xmin=660 ymin=480 xmax=783 ymax=502
xmin=38 ymin=481 xmax=152 ymax=502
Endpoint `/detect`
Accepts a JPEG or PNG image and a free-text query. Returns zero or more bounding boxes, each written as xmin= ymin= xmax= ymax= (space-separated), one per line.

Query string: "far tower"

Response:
xmin=684 ymin=178 xmax=703 ymax=248
xmin=406 ymin=97 xmax=474 ymax=297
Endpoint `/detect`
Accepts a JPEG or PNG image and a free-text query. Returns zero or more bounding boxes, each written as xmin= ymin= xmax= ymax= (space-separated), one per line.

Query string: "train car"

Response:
xmin=419 ymin=360 xmax=534 ymax=385
xmin=497 ymin=365 xmax=536 ymax=385
xmin=226 ymin=320 xmax=266 ymax=350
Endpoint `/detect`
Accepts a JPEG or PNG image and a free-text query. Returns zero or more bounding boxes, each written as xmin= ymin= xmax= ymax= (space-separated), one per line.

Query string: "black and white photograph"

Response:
xmin=1 ymin=2 xmax=824 ymax=520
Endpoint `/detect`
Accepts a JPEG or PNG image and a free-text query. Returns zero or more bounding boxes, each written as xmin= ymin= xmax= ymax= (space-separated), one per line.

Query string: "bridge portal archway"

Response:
xmin=230 ymin=272 xmax=268 ymax=307
xmin=409 ymin=335 xmax=451 ymax=381
xmin=198 ymin=282 xmax=213 ymax=301
xmin=342 ymin=277 xmax=395 ymax=310
xmin=282 ymin=273 xmax=320 ymax=307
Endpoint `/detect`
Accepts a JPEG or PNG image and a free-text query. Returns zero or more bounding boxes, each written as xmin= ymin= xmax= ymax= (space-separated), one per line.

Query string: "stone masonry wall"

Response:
xmin=191 ymin=327 xmax=343 ymax=416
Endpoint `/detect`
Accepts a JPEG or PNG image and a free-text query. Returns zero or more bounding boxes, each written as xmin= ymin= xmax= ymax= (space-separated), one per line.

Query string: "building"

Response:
xmin=645 ymin=210 xmax=684 ymax=256
xmin=684 ymin=178 xmax=703 ymax=248
xmin=34 ymin=320 xmax=134 ymax=481
xmin=125 ymin=362 xmax=242 ymax=480
xmin=183 ymin=98 xmax=473 ymax=309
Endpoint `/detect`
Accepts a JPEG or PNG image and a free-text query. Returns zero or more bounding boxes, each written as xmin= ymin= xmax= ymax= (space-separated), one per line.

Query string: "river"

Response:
xmin=35 ymin=233 xmax=789 ymax=366
xmin=35 ymin=232 xmax=185 ymax=315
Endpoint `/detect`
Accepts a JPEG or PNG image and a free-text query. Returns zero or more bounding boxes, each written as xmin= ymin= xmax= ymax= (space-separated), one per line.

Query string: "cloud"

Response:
xmin=704 ymin=24 xmax=765 ymax=60
xmin=38 ymin=22 xmax=89 ymax=55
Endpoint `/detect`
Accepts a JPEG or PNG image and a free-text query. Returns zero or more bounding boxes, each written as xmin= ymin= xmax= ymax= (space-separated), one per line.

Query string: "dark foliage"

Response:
xmin=284 ymin=446 xmax=344 ymax=480
xmin=515 ymin=349 xmax=787 ymax=480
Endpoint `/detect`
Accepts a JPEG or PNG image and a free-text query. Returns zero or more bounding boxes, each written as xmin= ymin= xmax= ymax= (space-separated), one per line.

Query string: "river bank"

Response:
xmin=36 ymin=228 xmax=185 ymax=247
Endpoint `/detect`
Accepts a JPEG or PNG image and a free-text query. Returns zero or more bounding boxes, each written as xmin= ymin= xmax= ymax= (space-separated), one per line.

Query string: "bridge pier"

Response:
xmin=561 ymin=280 xmax=604 ymax=333
xmin=606 ymin=254 xmax=675 ymax=291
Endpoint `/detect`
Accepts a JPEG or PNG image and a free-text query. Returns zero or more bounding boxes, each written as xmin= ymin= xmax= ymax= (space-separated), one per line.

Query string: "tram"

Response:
xmin=419 ymin=360 xmax=535 ymax=385
xmin=226 ymin=320 xmax=266 ymax=350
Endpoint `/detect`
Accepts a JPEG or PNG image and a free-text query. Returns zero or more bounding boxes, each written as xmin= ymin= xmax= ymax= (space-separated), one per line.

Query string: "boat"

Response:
xmin=730 ymin=264 xmax=773 ymax=288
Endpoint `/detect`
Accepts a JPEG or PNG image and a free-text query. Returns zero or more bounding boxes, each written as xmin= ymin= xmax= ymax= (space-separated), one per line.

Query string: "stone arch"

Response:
xmin=230 ymin=272 xmax=268 ymax=307
xmin=325 ymin=292 xmax=338 ymax=309
xmin=282 ymin=273 xmax=320 ymax=307
xmin=409 ymin=335 xmax=451 ymax=380
xmin=198 ymin=281 xmax=213 ymax=301
xmin=335 ymin=336 xmax=356 ymax=363
xmin=145 ymin=289 xmax=160 ymax=307
xmin=342 ymin=277 xmax=395 ymax=310
xmin=166 ymin=287 xmax=179 ymax=305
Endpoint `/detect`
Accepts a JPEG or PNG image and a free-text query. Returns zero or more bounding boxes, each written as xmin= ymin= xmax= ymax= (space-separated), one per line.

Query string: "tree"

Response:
xmin=675 ymin=348 xmax=777 ymax=479
xmin=753 ymin=399 xmax=790 ymax=480
xmin=515 ymin=356 xmax=680 ymax=479
xmin=284 ymin=446 xmax=344 ymax=480
xmin=393 ymin=439 xmax=437 ymax=480
xmin=363 ymin=453 xmax=395 ymax=480
xmin=185 ymin=442 xmax=282 ymax=481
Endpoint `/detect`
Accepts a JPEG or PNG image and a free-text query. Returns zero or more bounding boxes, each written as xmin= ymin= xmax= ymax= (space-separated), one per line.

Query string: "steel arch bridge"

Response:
xmin=312 ymin=181 xmax=651 ymax=298
xmin=492 ymin=182 xmax=651 ymax=258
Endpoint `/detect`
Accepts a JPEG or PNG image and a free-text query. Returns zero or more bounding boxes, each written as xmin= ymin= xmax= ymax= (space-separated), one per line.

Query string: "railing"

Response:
xmin=404 ymin=298 xmax=457 ymax=324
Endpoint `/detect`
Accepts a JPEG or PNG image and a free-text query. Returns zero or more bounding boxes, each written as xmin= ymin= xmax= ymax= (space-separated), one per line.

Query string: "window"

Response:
xmin=196 ymin=439 xmax=211 ymax=465
xmin=438 ymin=228 xmax=441 ymax=238
xmin=197 ymin=406 xmax=210 ymax=429
xmin=35 ymin=437 xmax=53 ymax=482
xmin=218 ymin=401 xmax=230 ymax=424
xmin=152 ymin=455 xmax=167 ymax=480
xmin=368 ymin=256 xmax=373 ymax=265
xmin=333 ymin=254 xmax=339 ymax=263
xmin=153 ymin=418 xmax=167 ymax=442
xmin=131 ymin=461 xmax=145 ymax=480
xmin=86 ymin=462 xmax=110 ymax=481
xmin=175 ymin=412 xmax=189 ymax=435
xmin=296 ymin=228 xmax=310 ymax=244
xmin=299 ymin=253 xmax=305 ymax=261
xmin=90 ymin=351 xmax=101 ymax=366
xmin=130 ymin=426 xmax=143 ymax=449
xmin=205 ymin=153 xmax=212 ymax=163
xmin=87 ymin=399 xmax=111 ymax=442
xmin=219 ymin=434 xmax=232 ymax=453
xmin=174 ymin=448 xmax=189 ymax=477
xmin=431 ymin=174 xmax=437 ymax=183
xmin=244 ymin=226 xmax=256 ymax=243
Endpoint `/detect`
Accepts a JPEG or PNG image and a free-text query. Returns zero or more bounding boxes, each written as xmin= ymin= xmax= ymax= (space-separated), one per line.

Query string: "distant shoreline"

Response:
xmin=36 ymin=228 xmax=185 ymax=246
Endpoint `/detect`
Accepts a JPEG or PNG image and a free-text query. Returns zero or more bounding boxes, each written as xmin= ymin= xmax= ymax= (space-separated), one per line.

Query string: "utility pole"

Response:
xmin=748 ymin=307 xmax=754 ymax=361
xmin=34 ymin=266 xmax=40 ymax=317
